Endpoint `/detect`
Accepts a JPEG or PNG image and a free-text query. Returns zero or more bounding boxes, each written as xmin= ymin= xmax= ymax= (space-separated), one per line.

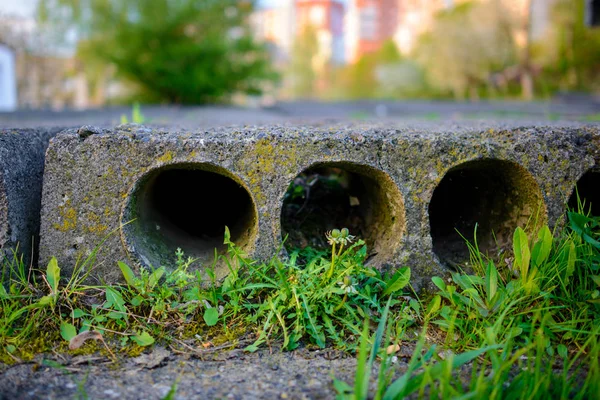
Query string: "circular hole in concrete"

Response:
xmin=281 ymin=162 xmax=405 ymax=264
xmin=568 ymin=169 xmax=600 ymax=216
xmin=429 ymin=159 xmax=546 ymax=268
xmin=122 ymin=163 xmax=257 ymax=276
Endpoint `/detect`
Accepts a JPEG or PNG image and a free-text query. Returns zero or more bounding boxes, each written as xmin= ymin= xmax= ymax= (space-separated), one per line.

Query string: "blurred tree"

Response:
xmin=38 ymin=0 xmax=277 ymax=104
xmin=289 ymin=24 xmax=319 ymax=98
xmin=375 ymin=60 xmax=427 ymax=98
xmin=534 ymin=0 xmax=600 ymax=93
xmin=414 ymin=1 xmax=516 ymax=100
xmin=518 ymin=0 xmax=534 ymax=100
xmin=343 ymin=39 xmax=402 ymax=99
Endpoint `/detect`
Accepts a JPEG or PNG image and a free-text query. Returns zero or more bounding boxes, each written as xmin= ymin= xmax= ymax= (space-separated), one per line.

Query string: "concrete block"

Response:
xmin=39 ymin=123 xmax=600 ymax=288
xmin=0 ymin=127 xmax=63 ymax=267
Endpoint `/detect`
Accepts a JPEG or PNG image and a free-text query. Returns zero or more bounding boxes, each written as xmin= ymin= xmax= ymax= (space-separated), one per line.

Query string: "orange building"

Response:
xmin=296 ymin=0 xmax=345 ymax=64
xmin=346 ymin=0 xmax=400 ymax=63
xmin=251 ymin=0 xmax=296 ymax=63
xmin=296 ymin=0 xmax=345 ymax=34
xmin=350 ymin=0 xmax=399 ymax=62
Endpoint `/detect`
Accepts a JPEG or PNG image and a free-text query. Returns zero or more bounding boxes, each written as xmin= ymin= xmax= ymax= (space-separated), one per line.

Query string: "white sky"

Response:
xmin=0 ymin=0 xmax=38 ymax=17
xmin=0 ymin=0 xmax=348 ymax=18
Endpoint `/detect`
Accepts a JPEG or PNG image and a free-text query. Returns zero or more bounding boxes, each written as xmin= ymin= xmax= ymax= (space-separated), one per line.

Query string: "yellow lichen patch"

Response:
xmin=254 ymin=192 xmax=266 ymax=204
xmin=411 ymin=187 xmax=425 ymax=205
xmin=102 ymin=166 xmax=115 ymax=179
xmin=85 ymin=212 xmax=109 ymax=234
xmin=435 ymin=159 xmax=445 ymax=175
xmin=119 ymin=166 xmax=135 ymax=178
xmin=241 ymin=138 xmax=300 ymax=205
xmin=54 ymin=200 xmax=78 ymax=232
xmin=157 ymin=151 xmax=174 ymax=163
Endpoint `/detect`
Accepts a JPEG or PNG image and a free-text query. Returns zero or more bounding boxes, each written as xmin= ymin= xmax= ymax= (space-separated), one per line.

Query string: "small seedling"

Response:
xmin=120 ymin=102 xmax=145 ymax=124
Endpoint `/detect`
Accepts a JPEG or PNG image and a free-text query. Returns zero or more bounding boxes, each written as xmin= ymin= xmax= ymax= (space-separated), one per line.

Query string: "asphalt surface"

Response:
xmin=1 ymin=99 xmax=599 ymax=129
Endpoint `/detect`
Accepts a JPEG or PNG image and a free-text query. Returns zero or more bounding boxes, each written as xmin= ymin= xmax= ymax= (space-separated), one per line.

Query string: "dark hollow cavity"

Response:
xmin=429 ymin=159 xmax=545 ymax=269
xmin=281 ymin=163 xmax=405 ymax=265
xmin=123 ymin=164 xmax=256 ymax=273
xmin=568 ymin=169 xmax=600 ymax=217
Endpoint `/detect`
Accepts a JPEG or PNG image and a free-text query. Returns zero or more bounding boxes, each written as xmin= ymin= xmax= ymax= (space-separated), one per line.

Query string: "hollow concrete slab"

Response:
xmin=38 ymin=122 xmax=600 ymax=288
xmin=0 ymin=127 xmax=64 ymax=269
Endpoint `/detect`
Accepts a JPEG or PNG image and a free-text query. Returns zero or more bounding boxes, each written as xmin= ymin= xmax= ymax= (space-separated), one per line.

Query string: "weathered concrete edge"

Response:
xmin=38 ymin=123 xmax=600 ymax=289
xmin=0 ymin=127 xmax=66 ymax=269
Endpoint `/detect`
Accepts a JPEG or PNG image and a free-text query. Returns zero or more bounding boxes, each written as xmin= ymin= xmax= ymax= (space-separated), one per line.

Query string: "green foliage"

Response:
xmin=39 ymin=0 xmax=277 ymax=104
xmin=203 ymin=308 xmax=219 ymax=327
xmin=430 ymin=214 xmax=599 ymax=350
xmin=568 ymin=211 xmax=600 ymax=249
xmin=60 ymin=321 xmax=77 ymax=342
xmin=0 ymin=225 xmax=414 ymax=360
xmin=338 ymin=207 xmax=600 ymax=398
xmin=334 ymin=298 xmax=391 ymax=400
xmin=46 ymin=257 xmax=60 ymax=297
xmin=207 ymin=227 xmax=412 ymax=351
xmin=414 ymin=1 xmax=515 ymax=100
xmin=334 ymin=305 xmax=500 ymax=400
xmin=120 ymin=103 xmax=146 ymax=124
xmin=535 ymin=0 xmax=600 ymax=94
xmin=131 ymin=331 xmax=155 ymax=347
xmin=63 ymin=249 xmax=198 ymax=346
xmin=289 ymin=25 xmax=319 ymax=98
xmin=340 ymin=40 xmax=404 ymax=99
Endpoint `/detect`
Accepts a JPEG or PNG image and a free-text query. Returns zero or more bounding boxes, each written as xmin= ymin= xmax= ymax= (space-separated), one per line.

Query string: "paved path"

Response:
xmin=2 ymin=99 xmax=599 ymax=129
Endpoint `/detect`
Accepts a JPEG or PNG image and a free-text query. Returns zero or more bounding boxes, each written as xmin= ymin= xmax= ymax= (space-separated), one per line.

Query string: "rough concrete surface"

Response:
xmin=0 ymin=127 xmax=63 ymax=268
xmin=0 ymin=341 xmax=588 ymax=400
xmin=38 ymin=122 xmax=600 ymax=289
xmin=0 ymin=347 xmax=363 ymax=400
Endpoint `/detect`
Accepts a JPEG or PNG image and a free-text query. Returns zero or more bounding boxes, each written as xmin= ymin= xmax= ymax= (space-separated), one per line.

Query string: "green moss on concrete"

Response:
xmin=38 ymin=123 xmax=600 ymax=291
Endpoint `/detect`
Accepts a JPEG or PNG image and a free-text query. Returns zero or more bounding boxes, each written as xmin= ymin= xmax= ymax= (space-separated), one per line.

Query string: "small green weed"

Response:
xmin=1 ymin=227 xmax=413 ymax=360
xmin=584 ymin=113 xmax=600 ymax=122
xmin=120 ymin=102 xmax=146 ymax=124
xmin=334 ymin=301 xmax=499 ymax=400
xmin=349 ymin=111 xmax=371 ymax=120
xmin=194 ymin=227 xmax=413 ymax=351
xmin=338 ymin=206 xmax=600 ymax=398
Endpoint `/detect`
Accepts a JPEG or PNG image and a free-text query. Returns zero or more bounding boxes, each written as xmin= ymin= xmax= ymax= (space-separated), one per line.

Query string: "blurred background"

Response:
xmin=0 ymin=0 xmax=598 ymax=113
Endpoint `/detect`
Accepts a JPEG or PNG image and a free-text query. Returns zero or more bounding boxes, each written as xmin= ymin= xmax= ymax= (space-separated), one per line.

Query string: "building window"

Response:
xmin=309 ymin=6 xmax=326 ymax=27
xmin=587 ymin=0 xmax=600 ymax=27
xmin=359 ymin=6 xmax=377 ymax=40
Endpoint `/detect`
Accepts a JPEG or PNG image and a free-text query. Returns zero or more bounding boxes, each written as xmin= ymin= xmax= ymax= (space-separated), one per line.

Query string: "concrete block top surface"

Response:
xmin=39 ymin=122 xmax=600 ymax=288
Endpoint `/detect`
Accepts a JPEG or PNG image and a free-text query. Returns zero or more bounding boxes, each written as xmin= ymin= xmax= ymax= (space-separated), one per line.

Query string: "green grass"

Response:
xmin=333 ymin=206 xmax=600 ymax=399
xmin=1 ymin=207 xmax=599 ymax=398
xmin=120 ymin=102 xmax=146 ymax=124
xmin=584 ymin=113 xmax=600 ymax=122
xmin=0 ymin=226 xmax=413 ymax=361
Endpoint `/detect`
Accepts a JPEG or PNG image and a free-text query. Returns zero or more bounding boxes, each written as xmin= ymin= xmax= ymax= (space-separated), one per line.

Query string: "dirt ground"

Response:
xmin=0 ymin=345 xmax=398 ymax=400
